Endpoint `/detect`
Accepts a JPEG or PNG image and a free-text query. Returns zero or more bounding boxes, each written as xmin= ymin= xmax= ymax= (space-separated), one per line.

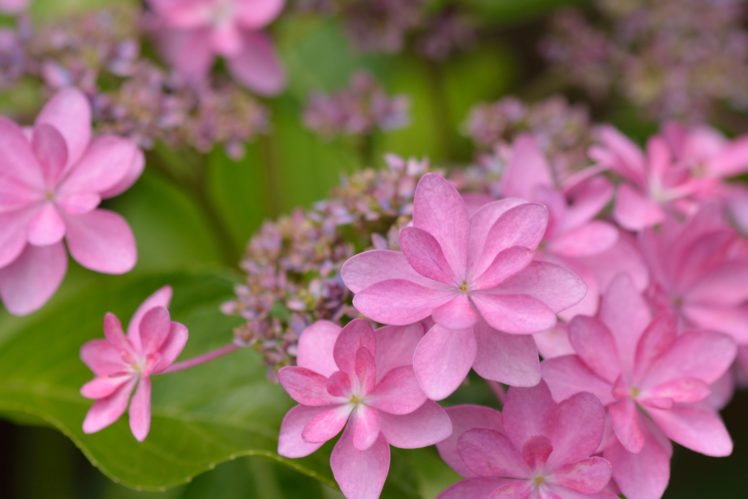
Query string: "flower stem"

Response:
xmin=163 ymin=343 xmax=241 ymax=374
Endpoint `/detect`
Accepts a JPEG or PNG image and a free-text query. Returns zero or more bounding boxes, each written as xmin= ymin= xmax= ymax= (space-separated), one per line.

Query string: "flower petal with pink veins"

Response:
xmin=471 ymin=293 xmax=556 ymax=334
xmin=608 ymin=398 xmax=646 ymax=454
xmin=567 ymin=316 xmax=620 ymax=383
xmin=0 ymin=117 xmax=44 ymax=189
xmin=302 ymin=405 xmax=351 ymax=443
xmin=27 ymin=203 xmax=66 ymax=246
xmin=154 ymin=322 xmax=189 ymax=372
xmin=413 ymin=173 xmax=470 ymax=278
xmin=35 ymin=88 xmax=91 ymax=167
xmin=64 ymin=209 xmax=136 ymax=274
xmin=501 ymin=382 xmax=554 ymax=450
xmin=473 ymin=247 xmax=534 ymax=290
xmin=354 ymin=347 xmax=377 ymax=394
xmin=333 ymin=319 xmax=376 ymax=374
xmin=353 ymin=279 xmax=453 ymax=326
xmin=501 ymin=135 xmax=553 ymax=199
xmin=646 ymin=405 xmax=732 ymax=456
xmin=413 ymin=325 xmax=476 ymax=400
xmin=127 ymin=286 xmax=173 ymax=346
xmin=331 ymin=427 xmax=390 ymax=499
xmin=399 ymin=226 xmax=456 ymax=284
xmin=432 ymin=294 xmax=479 ymax=329
xmin=138 ymin=307 xmax=171 ymax=355
xmin=548 ymin=221 xmax=618 ymax=257
xmin=341 ymin=249 xmax=434 ymax=293
xmin=82 ymin=378 xmax=136 ymax=434
xmin=0 ymin=242 xmax=67 ymax=316
xmin=227 ymin=32 xmax=286 ymax=96
xmin=437 ymin=405 xmax=503 ymax=477
xmin=80 ymin=339 xmax=129 ymax=376
xmin=549 ymin=456 xmax=612 ymax=494
xmin=458 ymin=429 xmax=529 ymax=478
xmin=682 ymin=303 xmax=748 ymax=343
xmin=235 ymin=0 xmax=284 ymax=29
xmin=541 ymin=356 xmax=615 ymax=405
xmin=472 ymin=321 xmax=540 ymax=386
xmin=546 ymin=392 xmax=606 ymax=469
xmin=278 ymin=367 xmax=342 ymax=406
xmin=129 ymin=378 xmax=151 ymax=442
xmin=277 ymin=405 xmax=329 ymax=458
xmin=59 ymin=136 xmax=137 ymax=197
xmin=604 ymin=436 xmax=670 ymax=499
xmin=368 ymin=366 xmax=425 ymax=415
xmin=80 ymin=374 xmax=133 ymax=399
xmin=374 ymin=323 xmax=423 ymax=384
xmin=296 ymin=320 xmax=340 ymax=377
xmin=438 ymin=478 xmax=518 ymax=499
xmin=613 ymin=184 xmax=666 ymax=231
xmin=32 ymin=124 xmax=68 ymax=185
xmin=498 ymin=261 xmax=587 ymax=313
xmin=379 ymin=401 xmax=452 ymax=449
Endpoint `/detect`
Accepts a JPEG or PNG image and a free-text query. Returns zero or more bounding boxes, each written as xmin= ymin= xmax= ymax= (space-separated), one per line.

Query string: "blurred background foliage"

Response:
xmin=1 ymin=0 xmax=747 ymax=497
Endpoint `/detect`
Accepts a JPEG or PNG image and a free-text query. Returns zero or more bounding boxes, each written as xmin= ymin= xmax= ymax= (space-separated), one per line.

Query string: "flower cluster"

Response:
xmin=542 ymin=0 xmax=748 ymax=122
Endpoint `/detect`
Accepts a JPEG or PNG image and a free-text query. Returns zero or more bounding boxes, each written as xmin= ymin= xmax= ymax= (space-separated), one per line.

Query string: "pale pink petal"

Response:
xmin=333 ymin=319 xmax=376 ymax=374
xmin=100 ymin=148 xmax=145 ymax=199
xmin=399 ymin=226 xmax=456 ymax=284
xmin=473 ymin=247 xmax=534 ymax=290
xmin=581 ymin=235 xmax=649 ymax=295
xmin=562 ymin=176 xmax=615 ymax=229
xmin=413 ymin=173 xmax=469 ymax=279
xmin=59 ymin=136 xmax=137 ymax=197
xmin=490 ymin=480 xmax=533 ymax=498
xmin=0 ymin=117 xmax=44 ymax=189
xmin=533 ymin=324 xmax=574 ymax=359
xmin=0 ymin=210 xmax=31 ymax=268
xmin=549 ymin=457 xmax=612 ymax=494
xmin=438 ymin=478 xmax=509 ymax=499
xmin=331 ymin=427 xmax=390 ymax=499
xmin=471 ymin=293 xmax=556 ymax=334
xmin=708 ymin=136 xmax=748 ymax=177
xmin=546 ymin=392 xmax=606 ymax=469
xmin=127 ymin=286 xmax=173 ymax=346
xmin=548 ymin=222 xmax=618 ymax=257
xmin=501 ymin=135 xmax=554 ymax=199
xmin=302 ymin=405 xmax=351 ymax=443
xmin=35 ymin=88 xmax=91 ymax=167
xmin=64 ymin=209 xmax=136 ymax=274
xmin=137 ymin=307 xmax=171 ymax=355
xmin=80 ymin=374 xmax=132 ymax=399
xmin=103 ymin=312 xmax=130 ymax=351
xmin=278 ymin=366 xmax=341 ymax=406
xmin=541 ymin=356 xmax=615 ymax=405
xmin=153 ymin=322 xmax=188 ymax=372
xmin=604 ymin=437 xmax=670 ymax=499
xmin=55 ymin=193 xmax=100 ymax=215
xmin=352 ymin=279 xmax=453 ymax=326
xmin=326 ymin=371 xmax=352 ymax=397
xmin=567 ymin=316 xmax=620 ymax=383
xmin=341 ymin=249 xmax=434 ymax=293
xmin=472 ymin=321 xmax=540 ymax=386
xmin=682 ymin=303 xmax=748 ymax=343
xmin=608 ymin=398 xmax=646 ymax=454
xmin=80 ymin=339 xmax=129 ymax=376
xmin=413 ymin=325 xmax=476 ymax=400
xmin=149 ymin=0 xmax=209 ymax=28
xmin=296 ymin=320 xmax=340 ymax=377
xmin=432 ymin=295 xmax=479 ymax=329
xmin=633 ymin=313 xmax=677 ymax=380
xmin=129 ymin=378 xmax=151 ymax=441
xmin=644 ymin=378 xmax=710 ymax=404
xmin=591 ymin=126 xmax=645 ymax=182
xmin=688 ymin=262 xmax=748 ymax=306
xmin=613 ymin=184 xmax=665 ymax=230
xmin=0 ymin=243 xmax=67 ymax=315
xmin=437 ymin=405 xmax=503 ymax=477
xmin=368 ymin=366 xmax=426 ymax=415
xmin=374 ymin=323 xmax=424 ymax=383
xmin=82 ymin=378 xmax=137 ymax=434
xmin=501 ymin=382 xmax=554 ymax=450
xmin=27 ymin=203 xmax=66 ymax=246
xmin=705 ymin=370 xmax=735 ymax=410
xmin=156 ymin=28 xmax=214 ymax=84
xmin=646 ymin=405 xmax=732 ymax=456
xmin=350 ymin=405 xmax=381 ymax=451
xmin=227 ymin=32 xmax=286 ymax=96
xmin=458 ymin=429 xmax=529 ymax=478
xmin=468 ymin=198 xmax=528 ymax=270
xmin=235 ymin=0 xmax=284 ymax=29
xmin=355 ymin=347 xmax=377 ymax=394
xmin=32 ymin=123 xmax=68 ymax=185
xmin=277 ymin=405 xmax=329 ymax=458
xmin=211 ymin=22 xmax=243 ymax=56
xmin=497 ymin=261 xmax=587 ymax=313
xmin=379 ymin=400 xmax=452 ymax=449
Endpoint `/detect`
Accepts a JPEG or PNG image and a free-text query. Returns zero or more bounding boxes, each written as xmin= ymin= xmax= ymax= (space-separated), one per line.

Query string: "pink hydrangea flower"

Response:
xmin=437 ymin=382 xmax=615 ymax=499
xmin=149 ymin=0 xmax=286 ymax=96
xmin=342 ymin=173 xmax=586 ymax=399
xmin=277 ymin=319 xmax=452 ymax=499
xmin=542 ymin=274 xmax=736 ymax=499
xmin=590 ymin=125 xmax=748 ymax=230
xmin=80 ymin=287 xmax=188 ymax=441
xmin=0 ymin=0 xmax=27 ymax=14
xmin=0 ymin=88 xmax=143 ymax=315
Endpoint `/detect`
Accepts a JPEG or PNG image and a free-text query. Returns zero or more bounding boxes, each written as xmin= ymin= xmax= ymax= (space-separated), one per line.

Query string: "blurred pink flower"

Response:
xmin=80 ymin=287 xmax=188 ymax=441
xmin=277 ymin=319 xmax=452 ymax=499
xmin=0 ymin=88 xmax=143 ymax=315
xmin=0 ymin=0 xmax=27 ymax=15
xmin=438 ymin=382 xmax=615 ymax=499
xmin=149 ymin=0 xmax=286 ymax=95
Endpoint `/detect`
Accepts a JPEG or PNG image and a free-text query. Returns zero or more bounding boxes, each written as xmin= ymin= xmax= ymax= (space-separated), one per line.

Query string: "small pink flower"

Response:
xmin=80 ymin=287 xmax=188 ymax=441
xmin=542 ymin=274 xmax=736 ymax=499
xmin=0 ymin=88 xmax=143 ymax=315
xmin=438 ymin=382 xmax=615 ymax=499
xmin=149 ymin=0 xmax=286 ymax=95
xmin=277 ymin=319 xmax=452 ymax=499
xmin=0 ymin=0 xmax=27 ymax=14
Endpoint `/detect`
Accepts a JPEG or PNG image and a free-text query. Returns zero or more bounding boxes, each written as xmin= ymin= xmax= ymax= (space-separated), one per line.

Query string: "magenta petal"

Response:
xmin=468 ymin=198 xmax=527 ymax=266
xmin=154 ymin=322 xmax=188 ymax=372
xmin=541 ymin=356 xmax=615 ymax=406
xmin=0 ymin=117 xmax=43 ymax=189
xmin=399 ymin=226 xmax=456 ymax=284
xmin=80 ymin=374 xmax=132 ymax=399
xmin=35 ymin=88 xmax=91 ymax=167
xmin=546 ymin=392 xmax=606 ymax=469
xmin=331 ymin=426 xmax=390 ymax=499
xmin=137 ymin=307 xmax=171 ymax=355
xmin=682 ymin=304 xmax=748 ymax=343
xmin=432 ymin=295 xmax=479 ymax=329
xmin=277 ymin=405 xmax=329 ymax=458
xmin=302 ymin=405 xmax=351 ymax=443
xmin=27 ymin=203 xmax=66 ymax=246
xmin=498 ymin=261 xmax=587 ymax=313
xmin=32 ymin=124 xmax=68 ymax=185
xmin=458 ymin=429 xmax=529 ymax=478
xmin=473 ymin=247 xmax=534 ymax=290
xmin=413 ymin=325 xmax=476 ymax=400
xmin=646 ymin=405 xmax=732 ymax=456
xmin=604 ymin=437 xmax=670 ymax=499
xmin=355 ymin=347 xmax=377 ymax=395
xmin=64 ymin=209 xmax=136 ymax=274
xmin=549 ymin=456 xmax=612 ymax=494
xmin=471 ymin=293 xmax=556 ymax=334
xmin=567 ymin=316 xmax=620 ymax=383
xmin=501 ymin=382 xmax=554 ymax=450
xmin=438 ymin=478 xmax=517 ymax=499
xmin=437 ymin=404 xmax=503 ymax=477
xmin=350 ymin=405 xmax=381 ymax=450
xmin=127 ymin=286 xmax=173 ymax=347
xmin=80 ymin=339 xmax=128 ymax=376
xmin=472 ymin=321 xmax=540 ymax=386
xmin=369 ymin=366 xmax=426 ymax=415
xmin=633 ymin=313 xmax=677 ymax=380
xmin=278 ymin=366 xmax=340 ymax=406
xmin=609 ymin=398 xmax=646 ymax=454
xmin=353 ymin=279 xmax=452 ymax=326
xmin=0 ymin=210 xmax=31 ymax=268
xmin=341 ymin=249 xmax=433 ymax=293
xmin=645 ymin=378 xmax=710 ymax=404
xmin=0 ymin=242 xmax=67 ymax=316
xmin=82 ymin=378 xmax=136 ymax=434
xmin=613 ymin=184 xmax=665 ymax=230
xmin=103 ymin=312 xmax=130 ymax=351
xmin=379 ymin=401 xmax=452 ymax=449
xmin=333 ymin=319 xmax=376 ymax=374
xmin=129 ymin=378 xmax=152 ymax=441
xmin=295 ymin=320 xmax=340 ymax=377
xmin=374 ymin=323 xmax=424 ymax=384
xmin=227 ymin=32 xmax=286 ymax=96
xmin=59 ymin=136 xmax=138 ymax=196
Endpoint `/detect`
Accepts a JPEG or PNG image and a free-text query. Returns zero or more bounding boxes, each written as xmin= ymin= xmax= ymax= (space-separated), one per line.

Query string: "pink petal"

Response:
xmin=35 ymin=88 xmax=91 ymax=167
xmin=137 ymin=307 xmax=171 ymax=355
xmin=127 ymin=286 xmax=173 ymax=347
xmin=277 ymin=405 xmax=329 ymax=458
xmin=0 ymin=243 xmax=67 ymax=316
xmin=490 ymin=480 xmax=533 ymax=498
xmin=613 ymin=184 xmax=665 ymax=230
xmin=368 ymin=366 xmax=426 ymax=415
xmin=80 ymin=339 xmax=129 ymax=376
xmin=277 ymin=366 xmax=341 ymax=406
xmin=379 ymin=400 xmax=452 ymax=449
xmin=546 ymin=392 xmax=606 ymax=469
xmin=399 ymin=226 xmax=456 ymax=284
xmin=562 ymin=176 xmax=615 ymax=229
xmin=80 ymin=374 xmax=132 ymax=399
xmin=129 ymin=378 xmax=152 ymax=441
xmin=644 ymin=378 xmax=710 ymax=404
xmin=330 ymin=427 xmax=390 ymax=499
xmin=501 ymin=135 xmax=554 ymax=199
xmin=64 ymin=209 xmax=136 ymax=274
xmin=333 ymin=319 xmax=376 ymax=374
xmin=341 ymin=249 xmax=434 ymax=293
xmin=99 ymin=148 xmax=144 ymax=199
xmin=498 ymin=261 xmax=587 ymax=313
xmin=302 ymin=405 xmax=351 ymax=443
xmin=374 ymin=323 xmax=424 ymax=384
xmin=458 ymin=429 xmax=529 ymax=478
xmin=55 ymin=193 xmax=100 ymax=214
xmin=471 ymin=293 xmax=556 ymax=334
xmin=501 ymin=382 xmax=555 ymax=451
xmin=541 ymin=355 xmax=615 ymax=406
xmin=533 ymin=324 xmax=574 ymax=359
xmin=472 ymin=321 xmax=540 ymax=386
xmin=548 ymin=221 xmax=618 ymax=257
xmin=608 ymin=398 xmax=646 ymax=454
xmin=438 ymin=478 xmax=521 ymax=499
xmin=413 ymin=173 xmax=470 ymax=279
xmin=688 ymin=261 xmax=748 ymax=306
xmin=432 ymin=295 xmax=479 ymax=329
xmin=708 ymin=136 xmax=748 ymax=176
xmin=156 ymin=28 xmax=214 ymax=84
xmin=32 ymin=123 xmax=68 ymax=185
xmin=153 ymin=322 xmax=188 ymax=372
xmin=59 ymin=136 xmax=138 ymax=197
xmin=227 ymin=32 xmax=286 ymax=96
xmin=327 ymin=371 xmax=352 ymax=398
xmin=103 ymin=312 xmax=130 ymax=351
xmin=591 ymin=126 xmax=646 ymax=182
xmin=567 ymin=316 xmax=620 ymax=383
xmin=521 ymin=435 xmax=552 ymax=469
xmin=682 ymin=303 xmax=748 ymax=343
xmin=413 ymin=325 xmax=476 ymax=400
xmin=235 ymin=0 xmax=284 ymax=29
xmin=355 ymin=347 xmax=377 ymax=395
xmin=473 ymin=247 xmax=534 ymax=290
xmin=549 ymin=457 xmax=612 ymax=494
xmin=211 ymin=22 xmax=243 ymax=56
xmin=604 ymin=437 xmax=670 ymax=499
xmin=296 ymin=320 xmax=340 ymax=377
xmin=0 ymin=210 xmax=31 ymax=268
xmin=633 ymin=313 xmax=677 ymax=381
xmin=0 ymin=116 xmax=43 ymax=189
xmin=352 ymin=279 xmax=453 ymax=326
xmin=27 ymin=203 xmax=66 ymax=246
xmin=350 ymin=405 xmax=381 ymax=450
xmin=646 ymin=405 xmax=732 ymax=456
xmin=82 ymin=378 xmax=136 ymax=434
xmin=437 ymin=404 xmax=503 ymax=477
xmin=468 ymin=198 xmax=528 ymax=268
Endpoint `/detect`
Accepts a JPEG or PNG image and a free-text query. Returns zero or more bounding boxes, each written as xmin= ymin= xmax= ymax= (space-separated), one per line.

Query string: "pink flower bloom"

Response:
xmin=80 ymin=287 xmax=188 ymax=441
xmin=591 ymin=124 xmax=748 ymax=230
xmin=342 ymin=173 xmax=585 ymax=399
xmin=542 ymin=274 xmax=736 ymax=498
xmin=0 ymin=88 xmax=143 ymax=315
xmin=149 ymin=0 xmax=286 ymax=96
xmin=277 ymin=319 xmax=452 ymax=499
xmin=0 ymin=0 xmax=27 ymax=14
xmin=438 ymin=382 xmax=614 ymax=499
